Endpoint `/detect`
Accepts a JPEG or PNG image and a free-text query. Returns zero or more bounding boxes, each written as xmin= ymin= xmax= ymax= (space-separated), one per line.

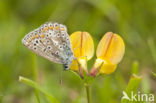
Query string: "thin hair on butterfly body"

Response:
xmin=22 ymin=22 xmax=74 ymax=70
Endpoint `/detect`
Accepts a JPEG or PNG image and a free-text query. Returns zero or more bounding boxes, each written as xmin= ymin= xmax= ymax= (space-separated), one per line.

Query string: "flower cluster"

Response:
xmin=70 ymin=31 xmax=125 ymax=79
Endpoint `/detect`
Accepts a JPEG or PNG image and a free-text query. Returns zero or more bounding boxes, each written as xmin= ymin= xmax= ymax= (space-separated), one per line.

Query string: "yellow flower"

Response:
xmin=69 ymin=31 xmax=125 ymax=77
xmin=70 ymin=31 xmax=94 ymax=72
xmin=91 ymin=32 xmax=125 ymax=75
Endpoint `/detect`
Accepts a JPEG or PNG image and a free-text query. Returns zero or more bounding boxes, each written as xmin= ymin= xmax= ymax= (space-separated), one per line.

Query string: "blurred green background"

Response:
xmin=0 ymin=0 xmax=156 ymax=103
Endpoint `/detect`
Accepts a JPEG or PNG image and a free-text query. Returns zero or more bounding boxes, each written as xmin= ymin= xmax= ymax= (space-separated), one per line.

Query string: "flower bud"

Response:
xmin=91 ymin=32 xmax=125 ymax=75
xmin=70 ymin=31 xmax=94 ymax=72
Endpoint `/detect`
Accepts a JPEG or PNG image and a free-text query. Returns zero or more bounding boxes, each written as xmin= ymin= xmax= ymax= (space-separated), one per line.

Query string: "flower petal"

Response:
xmin=70 ymin=59 xmax=79 ymax=71
xmin=96 ymin=32 xmax=125 ymax=64
xmin=99 ymin=59 xmax=117 ymax=74
xmin=90 ymin=58 xmax=117 ymax=75
xmin=70 ymin=31 xmax=94 ymax=60
xmin=69 ymin=59 xmax=87 ymax=71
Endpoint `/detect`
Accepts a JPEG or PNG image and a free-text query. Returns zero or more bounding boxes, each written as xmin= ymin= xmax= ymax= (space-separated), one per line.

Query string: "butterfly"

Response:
xmin=22 ymin=22 xmax=74 ymax=70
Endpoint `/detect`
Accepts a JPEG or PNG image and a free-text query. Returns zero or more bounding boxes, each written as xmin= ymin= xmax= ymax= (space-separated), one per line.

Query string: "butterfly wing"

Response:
xmin=22 ymin=22 xmax=71 ymax=64
xmin=51 ymin=23 xmax=74 ymax=65
xmin=42 ymin=22 xmax=74 ymax=65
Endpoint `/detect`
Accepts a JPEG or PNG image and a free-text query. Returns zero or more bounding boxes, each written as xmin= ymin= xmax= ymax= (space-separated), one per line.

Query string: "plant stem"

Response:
xmin=19 ymin=76 xmax=60 ymax=103
xmin=32 ymin=54 xmax=40 ymax=103
xmin=85 ymin=83 xmax=91 ymax=103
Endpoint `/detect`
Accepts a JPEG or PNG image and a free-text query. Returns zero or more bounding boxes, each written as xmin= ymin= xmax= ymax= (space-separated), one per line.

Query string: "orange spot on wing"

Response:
xmin=55 ymin=25 xmax=59 ymax=30
xmin=40 ymin=34 xmax=45 ymax=38
xmin=41 ymin=39 xmax=45 ymax=43
xmin=50 ymin=26 xmax=54 ymax=30
xmin=35 ymin=34 xmax=39 ymax=38
xmin=61 ymin=27 xmax=65 ymax=31
xmin=31 ymin=36 xmax=35 ymax=39
xmin=28 ymin=39 xmax=32 ymax=42
xmin=42 ymin=27 xmax=49 ymax=32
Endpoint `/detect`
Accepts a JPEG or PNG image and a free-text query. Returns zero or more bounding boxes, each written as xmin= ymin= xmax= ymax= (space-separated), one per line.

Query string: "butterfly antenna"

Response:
xmin=60 ymin=69 xmax=63 ymax=85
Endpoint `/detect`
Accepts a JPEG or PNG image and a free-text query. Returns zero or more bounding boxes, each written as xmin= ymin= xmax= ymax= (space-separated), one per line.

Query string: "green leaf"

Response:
xmin=69 ymin=70 xmax=82 ymax=81
xmin=19 ymin=76 xmax=60 ymax=103
xmin=121 ymin=74 xmax=142 ymax=103
xmin=131 ymin=61 xmax=139 ymax=75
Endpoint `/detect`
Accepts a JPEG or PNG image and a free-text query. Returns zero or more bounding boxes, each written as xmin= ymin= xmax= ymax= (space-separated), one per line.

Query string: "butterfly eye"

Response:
xmin=63 ymin=64 xmax=68 ymax=69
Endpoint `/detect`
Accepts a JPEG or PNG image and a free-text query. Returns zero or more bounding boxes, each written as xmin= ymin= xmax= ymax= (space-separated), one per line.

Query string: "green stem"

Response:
xmin=85 ymin=83 xmax=91 ymax=103
xmin=19 ymin=76 xmax=60 ymax=103
xmin=32 ymin=54 xmax=40 ymax=103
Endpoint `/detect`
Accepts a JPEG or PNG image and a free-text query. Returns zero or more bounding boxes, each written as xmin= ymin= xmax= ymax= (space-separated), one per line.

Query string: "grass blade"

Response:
xmin=31 ymin=54 xmax=40 ymax=103
xmin=131 ymin=61 xmax=139 ymax=75
xmin=19 ymin=76 xmax=60 ymax=103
